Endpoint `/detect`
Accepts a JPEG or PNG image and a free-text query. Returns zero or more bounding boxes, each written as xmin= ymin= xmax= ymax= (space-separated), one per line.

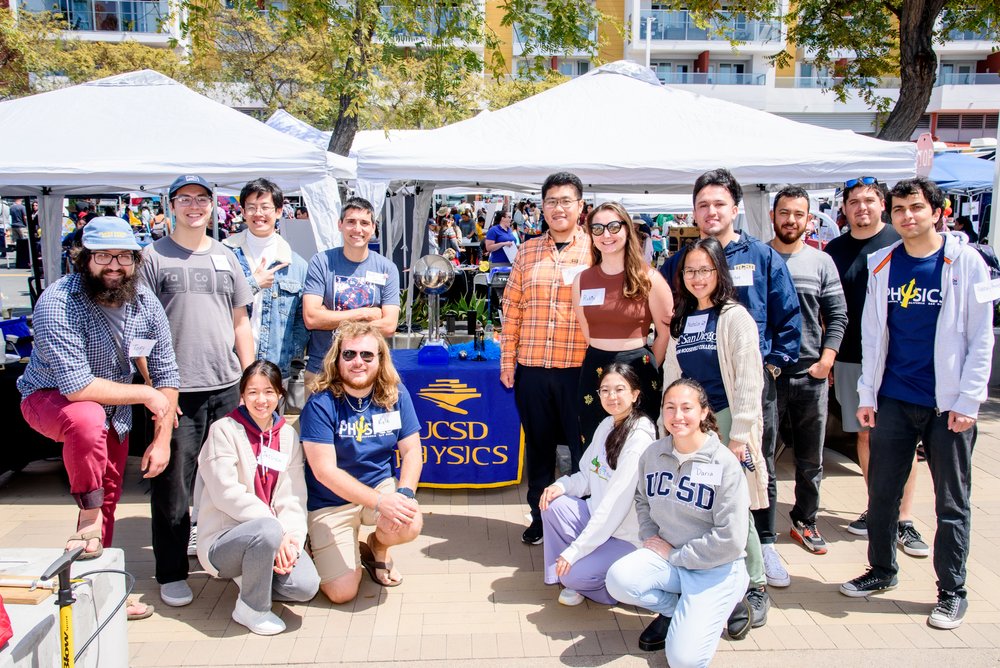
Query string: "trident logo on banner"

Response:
xmin=417 ymin=379 xmax=482 ymax=415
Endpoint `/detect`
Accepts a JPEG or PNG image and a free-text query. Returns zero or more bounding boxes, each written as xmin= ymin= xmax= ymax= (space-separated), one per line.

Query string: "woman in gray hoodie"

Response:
xmin=606 ymin=378 xmax=750 ymax=668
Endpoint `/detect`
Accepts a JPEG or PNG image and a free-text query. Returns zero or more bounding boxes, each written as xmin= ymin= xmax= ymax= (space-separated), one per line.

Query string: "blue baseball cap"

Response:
xmin=82 ymin=217 xmax=141 ymax=251
xmin=168 ymin=174 xmax=213 ymax=199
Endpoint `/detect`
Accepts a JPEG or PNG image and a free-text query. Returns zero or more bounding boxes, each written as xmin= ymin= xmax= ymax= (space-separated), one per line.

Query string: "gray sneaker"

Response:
xmin=928 ymin=590 xmax=968 ymax=630
xmin=747 ymin=586 xmax=769 ymax=628
xmin=897 ymin=521 xmax=930 ymax=557
xmin=160 ymin=580 xmax=193 ymax=607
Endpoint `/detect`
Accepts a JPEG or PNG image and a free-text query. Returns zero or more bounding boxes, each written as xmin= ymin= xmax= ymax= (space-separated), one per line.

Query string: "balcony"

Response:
xmin=54 ymin=0 xmax=167 ymax=33
xmin=512 ymin=24 xmax=597 ymax=56
xmin=774 ymin=76 xmax=901 ymax=89
xmin=935 ymin=73 xmax=1000 ymax=86
xmin=658 ymin=71 xmax=765 ymax=85
xmin=638 ymin=10 xmax=782 ymax=43
xmin=380 ymin=5 xmax=471 ymax=42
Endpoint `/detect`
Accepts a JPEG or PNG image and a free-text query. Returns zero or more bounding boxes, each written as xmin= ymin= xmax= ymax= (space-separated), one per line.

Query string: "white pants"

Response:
xmin=607 ymin=548 xmax=748 ymax=668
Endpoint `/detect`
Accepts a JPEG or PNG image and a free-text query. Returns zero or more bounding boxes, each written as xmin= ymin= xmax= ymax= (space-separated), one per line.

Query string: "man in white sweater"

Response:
xmin=840 ymin=177 xmax=993 ymax=631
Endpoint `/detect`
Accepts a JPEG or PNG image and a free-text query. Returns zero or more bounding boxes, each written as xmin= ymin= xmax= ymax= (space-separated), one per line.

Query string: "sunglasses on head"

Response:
xmin=341 ymin=349 xmax=377 ymax=362
xmin=844 ymin=176 xmax=878 ymax=189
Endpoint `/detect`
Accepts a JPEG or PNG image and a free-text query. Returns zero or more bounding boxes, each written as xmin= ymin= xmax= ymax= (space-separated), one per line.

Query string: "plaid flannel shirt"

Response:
xmin=18 ymin=273 xmax=180 ymax=436
xmin=500 ymin=227 xmax=591 ymax=373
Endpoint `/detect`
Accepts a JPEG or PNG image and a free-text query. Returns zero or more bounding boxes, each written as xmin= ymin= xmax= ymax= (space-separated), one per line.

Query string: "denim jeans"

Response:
xmin=151 ymin=383 xmax=240 ymax=585
xmin=777 ymin=372 xmax=829 ymax=525
xmin=867 ymin=396 xmax=975 ymax=592
xmin=751 ymin=369 xmax=778 ymax=544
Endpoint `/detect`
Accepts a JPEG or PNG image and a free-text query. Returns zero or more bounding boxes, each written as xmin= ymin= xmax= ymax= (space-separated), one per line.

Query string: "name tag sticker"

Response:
xmin=373 ymin=411 xmax=402 ymax=434
xmin=730 ymin=268 xmax=753 ymax=287
xmin=211 ymin=254 xmax=231 ymax=272
xmin=974 ymin=278 xmax=1000 ymax=304
xmin=128 ymin=338 xmax=156 ymax=358
xmin=257 ymin=447 xmax=289 ymax=472
xmin=685 ymin=314 xmax=709 ymax=334
xmin=579 ymin=288 xmax=606 ymax=307
xmin=691 ymin=463 xmax=723 ymax=486
xmin=562 ymin=265 xmax=587 ymax=285
xmin=365 ymin=270 xmax=387 ymax=286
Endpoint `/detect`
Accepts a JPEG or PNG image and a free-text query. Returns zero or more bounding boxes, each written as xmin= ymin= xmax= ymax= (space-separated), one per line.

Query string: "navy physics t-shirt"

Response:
xmin=300 ymin=384 xmax=421 ymax=510
xmin=879 ymin=247 xmax=945 ymax=408
xmin=675 ymin=307 xmax=729 ymax=412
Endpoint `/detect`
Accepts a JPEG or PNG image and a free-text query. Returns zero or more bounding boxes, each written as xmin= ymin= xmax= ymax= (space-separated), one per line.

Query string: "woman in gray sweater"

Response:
xmin=606 ymin=378 xmax=750 ymax=668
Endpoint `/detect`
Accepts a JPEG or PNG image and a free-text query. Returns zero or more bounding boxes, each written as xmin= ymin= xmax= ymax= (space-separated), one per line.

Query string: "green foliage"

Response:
xmin=399 ymin=288 xmax=430 ymax=329
xmin=442 ymin=292 xmax=490 ymax=325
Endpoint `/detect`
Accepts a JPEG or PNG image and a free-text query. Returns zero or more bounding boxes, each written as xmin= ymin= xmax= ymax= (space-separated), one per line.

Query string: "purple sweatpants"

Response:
xmin=541 ymin=495 xmax=636 ymax=604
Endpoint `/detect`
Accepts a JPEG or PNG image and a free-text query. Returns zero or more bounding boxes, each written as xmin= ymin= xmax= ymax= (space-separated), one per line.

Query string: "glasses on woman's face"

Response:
xmin=590 ymin=221 xmax=625 ymax=236
xmin=341 ymin=349 xmax=377 ymax=363
xmin=597 ymin=385 xmax=631 ymax=398
xmin=682 ymin=267 xmax=717 ymax=279
xmin=92 ymin=252 xmax=135 ymax=266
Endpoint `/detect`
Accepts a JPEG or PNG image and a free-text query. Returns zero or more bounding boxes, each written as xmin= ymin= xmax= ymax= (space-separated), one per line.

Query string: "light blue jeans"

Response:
xmin=606 ymin=548 xmax=748 ymax=668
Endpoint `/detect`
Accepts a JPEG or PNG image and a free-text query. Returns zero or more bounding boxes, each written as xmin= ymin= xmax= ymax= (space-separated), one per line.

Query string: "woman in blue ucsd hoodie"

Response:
xmin=607 ymin=378 xmax=750 ymax=668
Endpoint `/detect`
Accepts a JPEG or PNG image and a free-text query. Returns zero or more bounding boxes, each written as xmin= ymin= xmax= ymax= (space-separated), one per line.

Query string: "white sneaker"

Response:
xmin=762 ymin=544 xmax=790 ymax=588
xmin=558 ymin=588 xmax=584 ymax=606
xmin=232 ymin=598 xmax=286 ymax=636
xmin=160 ymin=580 xmax=194 ymax=607
xmin=187 ymin=525 xmax=198 ymax=557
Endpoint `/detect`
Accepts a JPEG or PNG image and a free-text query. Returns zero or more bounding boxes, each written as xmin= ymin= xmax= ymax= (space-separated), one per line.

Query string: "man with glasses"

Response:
xmin=300 ymin=321 xmax=423 ymax=601
xmin=139 ymin=174 xmax=255 ymax=608
xmin=840 ymin=177 xmax=992 ymax=630
xmin=500 ymin=172 xmax=591 ymax=545
xmin=824 ymin=176 xmax=928 ymax=556
xmin=302 ymin=197 xmax=399 ymax=396
xmin=768 ymin=186 xmax=847 ymax=556
xmin=19 ymin=217 xmax=179 ymax=620
xmin=223 ymin=178 xmax=308 ymax=383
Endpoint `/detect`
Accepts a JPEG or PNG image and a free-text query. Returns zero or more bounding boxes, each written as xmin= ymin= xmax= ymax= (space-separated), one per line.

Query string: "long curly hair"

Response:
xmin=308 ymin=321 xmax=400 ymax=409
xmin=587 ymin=202 xmax=651 ymax=301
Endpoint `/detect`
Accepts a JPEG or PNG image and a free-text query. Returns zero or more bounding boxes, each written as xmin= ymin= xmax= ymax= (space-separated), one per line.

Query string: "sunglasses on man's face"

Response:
xmin=341 ymin=349 xmax=377 ymax=363
xmin=844 ymin=176 xmax=878 ymax=189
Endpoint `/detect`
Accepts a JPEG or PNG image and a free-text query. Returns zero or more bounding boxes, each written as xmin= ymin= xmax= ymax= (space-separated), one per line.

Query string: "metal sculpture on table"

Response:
xmin=413 ymin=254 xmax=456 ymax=365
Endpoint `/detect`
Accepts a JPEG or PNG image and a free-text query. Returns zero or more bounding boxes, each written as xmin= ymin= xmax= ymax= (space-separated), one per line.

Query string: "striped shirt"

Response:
xmin=500 ymin=227 xmax=591 ymax=373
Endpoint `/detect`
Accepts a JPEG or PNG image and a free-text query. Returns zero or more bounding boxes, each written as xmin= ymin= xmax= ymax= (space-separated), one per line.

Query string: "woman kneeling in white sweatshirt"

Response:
xmin=607 ymin=378 xmax=750 ymax=668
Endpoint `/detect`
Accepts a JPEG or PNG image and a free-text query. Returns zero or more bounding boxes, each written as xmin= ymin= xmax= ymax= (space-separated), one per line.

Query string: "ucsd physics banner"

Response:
xmin=392 ymin=350 xmax=523 ymax=488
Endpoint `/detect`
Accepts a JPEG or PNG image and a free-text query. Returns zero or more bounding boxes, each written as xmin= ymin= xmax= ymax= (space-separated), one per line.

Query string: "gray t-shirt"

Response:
xmin=97 ymin=303 xmax=126 ymax=356
xmin=140 ymin=236 xmax=252 ymax=391
xmin=302 ymin=248 xmax=400 ymax=373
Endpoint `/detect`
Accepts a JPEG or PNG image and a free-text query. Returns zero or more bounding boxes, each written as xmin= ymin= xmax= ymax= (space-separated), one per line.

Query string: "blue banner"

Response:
xmin=392 ymin=350 xmax=523 ymax=488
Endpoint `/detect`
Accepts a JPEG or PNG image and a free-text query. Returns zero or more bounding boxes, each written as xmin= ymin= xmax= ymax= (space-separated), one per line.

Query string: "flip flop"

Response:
xmin=127 ymin=598 xmax=154 ymax=621
xmin=67 ymin=529 xmax=103 ymax=561
xmin=358 ymin=540 xmax=402 ymax=587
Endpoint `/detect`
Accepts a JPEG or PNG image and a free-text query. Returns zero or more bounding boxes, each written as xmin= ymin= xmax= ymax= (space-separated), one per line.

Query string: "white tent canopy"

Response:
xmin=0 ymin=70 xmax=356 ymax=282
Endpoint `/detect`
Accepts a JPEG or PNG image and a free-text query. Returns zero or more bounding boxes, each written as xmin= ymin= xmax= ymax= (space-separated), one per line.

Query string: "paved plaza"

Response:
xmin=3 ymin=394 xmax=1000 ymax=666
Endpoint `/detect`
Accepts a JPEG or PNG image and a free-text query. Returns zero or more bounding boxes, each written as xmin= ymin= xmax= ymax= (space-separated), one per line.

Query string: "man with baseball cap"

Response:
xmin=139 ymin=175 xmax=254 ymax=607
xmin=19 ymin=216 xmax=180 ymax=619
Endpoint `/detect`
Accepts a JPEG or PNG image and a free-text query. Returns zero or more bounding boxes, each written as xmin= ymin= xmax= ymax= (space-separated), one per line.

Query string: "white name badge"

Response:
xmin=128 ymin=338 xmax=156 ymax=358
xmin=562 ymin=265 xmax=586 ymax=285
xmin=257 ymin=447 xmax=289 ymax=472
xmin=730 ymin=268 xmax=753 ymax=287
xmin=685 ymin=314 xmax=709 ymax=334
xmin=579 ymin=288 xmax=606 ymax=307
xmin=365 ymin=270 xmax=387 ymax=286
xmin=373 ymin=411 xmax=402 ymax=434
xmin=974 ymin=278 xmax=1000 ymax=304
xmin=211 ymin=254 xmax=231 ymax=272
xmin=691 ymin=462 xmax=723 ymax=486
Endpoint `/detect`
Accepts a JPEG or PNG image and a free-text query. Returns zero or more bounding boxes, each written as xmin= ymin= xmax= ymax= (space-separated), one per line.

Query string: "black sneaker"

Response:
xmin=928 ymin=590 xmax=968 ymax=630
xmin=847 ymin=511 xmax=868 ymax=536
xmin=839 ymin=569 xmax=898 ymax=597
xmin=638 ymin=614 xmax=671 ymax=651
xmin=897 ymin=521 xmax=930 ymax=557
xmin=726 ymin=592 xmax=753 ymax=640
xmin=790 ymin=520 xmax=828 ymax=555
xmin=747 ymin=586 xmax=769 ymax=628
xmin=521 ymin=519 xmax=543 ymax=545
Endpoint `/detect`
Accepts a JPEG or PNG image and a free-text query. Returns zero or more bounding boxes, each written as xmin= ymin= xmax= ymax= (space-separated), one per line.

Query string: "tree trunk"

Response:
xmin=877 ymin=0 xmax=945 ymax=141
xmin=327 ymin=8 xmax=375 ymax=157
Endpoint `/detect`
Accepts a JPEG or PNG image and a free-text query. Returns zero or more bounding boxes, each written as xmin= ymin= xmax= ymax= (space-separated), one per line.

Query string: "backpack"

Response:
xmin=970 ymin=243 xmax=1000 ymax=326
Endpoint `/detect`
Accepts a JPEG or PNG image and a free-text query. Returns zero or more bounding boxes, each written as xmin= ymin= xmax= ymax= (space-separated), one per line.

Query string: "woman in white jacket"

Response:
xmin=197 ymin=361 xmax=319 ymax=635
xmin=539 ymin=362 xmax=657 ymax=606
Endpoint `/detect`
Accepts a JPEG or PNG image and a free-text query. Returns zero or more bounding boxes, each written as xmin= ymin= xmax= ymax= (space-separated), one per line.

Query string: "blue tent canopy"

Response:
xmin=930 ymin=152 xmax=996 ymax=192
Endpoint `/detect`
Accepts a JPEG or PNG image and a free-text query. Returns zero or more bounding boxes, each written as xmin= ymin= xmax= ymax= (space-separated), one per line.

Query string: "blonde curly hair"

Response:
xmin=307 ymin=321 xmax=400 ymax=409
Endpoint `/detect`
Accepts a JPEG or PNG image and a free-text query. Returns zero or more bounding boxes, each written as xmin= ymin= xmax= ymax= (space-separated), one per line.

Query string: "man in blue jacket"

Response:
xmin=660 ymin=168 xmax=801 ymax=623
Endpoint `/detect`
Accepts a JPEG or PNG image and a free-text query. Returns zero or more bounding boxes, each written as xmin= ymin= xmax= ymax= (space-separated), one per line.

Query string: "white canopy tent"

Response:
xmin=0 ymin=70 xmax=356 ymax=284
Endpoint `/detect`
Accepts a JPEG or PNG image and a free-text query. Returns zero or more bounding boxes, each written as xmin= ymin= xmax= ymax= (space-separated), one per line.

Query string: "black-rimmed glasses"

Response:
xmin=590 ymin=221 xmax=625 ymax=236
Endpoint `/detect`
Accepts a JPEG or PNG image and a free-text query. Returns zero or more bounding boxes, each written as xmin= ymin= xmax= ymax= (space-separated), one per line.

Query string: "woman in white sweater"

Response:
xmin=196 ymin=361 xmax=319 ymax=635
xmin=539 ymin=362 xmax=657 ymax=606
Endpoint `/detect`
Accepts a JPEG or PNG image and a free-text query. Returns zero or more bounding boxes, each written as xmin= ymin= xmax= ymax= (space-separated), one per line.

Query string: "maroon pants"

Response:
xmin=21 ymin=390 xmax=129 ymax=546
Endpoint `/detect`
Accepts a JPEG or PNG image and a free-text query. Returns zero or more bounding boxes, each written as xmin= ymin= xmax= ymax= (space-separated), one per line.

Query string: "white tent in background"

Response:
xmin=0 ymin=70 xmax=356 ymax=283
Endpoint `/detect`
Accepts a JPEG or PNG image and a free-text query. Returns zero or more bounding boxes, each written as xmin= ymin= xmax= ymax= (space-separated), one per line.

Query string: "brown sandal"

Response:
xmin=359 ymin=540 xmax=402 ymax=587
xmin=127 ymin=598 xmax=154 ymax=621
xmin=66 ymin=529 xmax=103 ymax=561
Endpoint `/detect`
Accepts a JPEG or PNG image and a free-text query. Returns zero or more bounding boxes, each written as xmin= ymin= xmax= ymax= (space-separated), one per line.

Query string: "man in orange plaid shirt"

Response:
xmin=501 ymin=172 xmax=591 ymax=545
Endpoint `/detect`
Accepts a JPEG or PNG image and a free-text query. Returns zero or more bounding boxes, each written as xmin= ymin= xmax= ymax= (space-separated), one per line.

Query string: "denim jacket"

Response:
xmin=224 ymin=231 xmax=308 ymax=378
